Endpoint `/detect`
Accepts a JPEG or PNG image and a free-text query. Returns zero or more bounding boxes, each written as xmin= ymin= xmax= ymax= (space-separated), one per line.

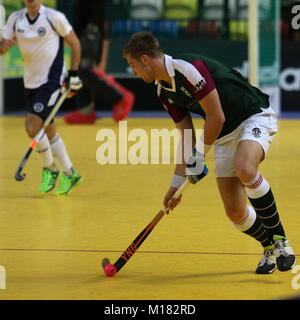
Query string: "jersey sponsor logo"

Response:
xmin=252 ymin=128 xmax=261 ymax=138
xmin=168 ymin=98 xmax=175 ymax=104
xmin=16 ymin=28 xmax=25 ymax=33
xmin=33 ymin=102 xmax=44 ymax=113
xmin=180 ymin=86 xmax=192 ymax=98
xmin=37 ymin=26 xmax=46 ymax=37
xmin=194 ymin=79 xmax=206 ymax=93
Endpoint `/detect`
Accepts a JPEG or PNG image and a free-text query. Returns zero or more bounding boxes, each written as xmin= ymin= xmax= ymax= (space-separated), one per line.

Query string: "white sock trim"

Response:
xmin=233 ymin=205 xmax=257 ymax=232
xmin=245 ymin=175 xmax=270 ymax=199
xmin=50 ymin=134 xmax=73 ymax=173
xmin=35 ymin=134 xmax=54 ymax=168
xmin=242 ymin=172 xmax=260 ymax=187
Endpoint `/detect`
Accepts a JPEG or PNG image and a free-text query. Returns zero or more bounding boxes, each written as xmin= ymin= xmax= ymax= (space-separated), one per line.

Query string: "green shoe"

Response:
xmin=54 ymin=171 xmax=83 ymax=195
xmin=38 ymin=168 xmax=59 ymax=193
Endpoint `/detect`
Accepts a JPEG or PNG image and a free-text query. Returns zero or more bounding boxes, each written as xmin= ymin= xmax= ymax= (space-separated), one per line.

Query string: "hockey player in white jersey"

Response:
xmin=0 ymin=0 xmax=84 ymax=195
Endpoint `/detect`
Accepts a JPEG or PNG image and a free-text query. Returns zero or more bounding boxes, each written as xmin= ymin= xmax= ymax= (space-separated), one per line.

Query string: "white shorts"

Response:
xmin=213 ymin=107 xmax=278 ymax=177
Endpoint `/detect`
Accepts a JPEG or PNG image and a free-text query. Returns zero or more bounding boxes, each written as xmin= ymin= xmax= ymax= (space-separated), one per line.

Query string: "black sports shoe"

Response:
xmin=256 ymin=245 xmax=277 ymax=274
xmin=273 ymin=235 xmax=296 ymax=272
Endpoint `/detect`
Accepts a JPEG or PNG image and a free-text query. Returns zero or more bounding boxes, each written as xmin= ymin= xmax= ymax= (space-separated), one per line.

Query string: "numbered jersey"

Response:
xmin=157 ymin=54 xmax=270 ymax=138
xmin=3 ymin=5 xmax=72 ymax=89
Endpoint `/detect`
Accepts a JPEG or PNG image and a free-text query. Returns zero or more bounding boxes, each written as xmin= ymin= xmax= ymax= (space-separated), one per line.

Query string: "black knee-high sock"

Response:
xmin=249 ymin=189 xmax=285 ymax=237
xmin=245 ymin=174 xmax=285 ymax=240
xmin=234 ymin=205 xmax=273 ymax=247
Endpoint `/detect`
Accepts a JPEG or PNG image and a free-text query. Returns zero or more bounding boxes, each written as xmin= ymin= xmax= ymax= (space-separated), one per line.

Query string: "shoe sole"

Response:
xmin=54 ymin=176 xmax=83 ymax=196
xmin=256 ymin=265 xmax=277 ymax=274
xmin=277 ymin=257 xmax=296 ymax=272
xmin=39 ymin=187 xmax=55 ymax=194
xmin=38 ymin=177 xmax=59 ymax=194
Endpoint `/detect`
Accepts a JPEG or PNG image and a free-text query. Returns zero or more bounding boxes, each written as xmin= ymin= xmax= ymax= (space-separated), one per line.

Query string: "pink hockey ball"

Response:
xmin=104 ymin=264 xmax=117 ymax=277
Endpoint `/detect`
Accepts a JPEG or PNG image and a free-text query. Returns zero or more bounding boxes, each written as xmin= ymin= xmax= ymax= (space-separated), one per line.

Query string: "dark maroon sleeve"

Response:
xmin=189 ymin=59 xmax=216 ymax=100
xmin=160 ymin=98 xmax=188 ymax=123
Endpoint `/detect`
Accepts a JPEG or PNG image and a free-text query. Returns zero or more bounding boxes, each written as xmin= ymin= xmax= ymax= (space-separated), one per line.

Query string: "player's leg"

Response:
xmin=48 ymin=124 xmax=83 ymax=196
xmin=235 ymin=140 xmax=286 ymax=236
xmin=25 ymin=112 xmax=55 ymax=170
xmin=214 ymin=135 xmax=279 ymax=274
xmin=215 ymin=167 xmax=276 ymax=274
xmin=63 ymin=86 xmax=97 ymax=124
xmin=100 ymin=71 xmax=134 ymax=122
xmin=235 ymin=138 xmax=296 ymax=272
xmin=25 ymin=109 xmax=59 ymax=193
xmin=216 ymin=176 xmax=276 ymax=274
xmin=87 ymin=69 xmax=134 ymax=122
xmin=25 ymin=87 xmax=62 ymax=193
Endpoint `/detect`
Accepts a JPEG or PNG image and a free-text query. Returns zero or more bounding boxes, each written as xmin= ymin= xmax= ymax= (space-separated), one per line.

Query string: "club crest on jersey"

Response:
xmin=33 ymin=103 xmax=44 ymax=113
xmin=37 ymin=26 xmax=46 ymax=36
xmin=194 ymin=79 xmax=206 ymax=93
xmin=252 ymin=127 xmax=261 ymax=138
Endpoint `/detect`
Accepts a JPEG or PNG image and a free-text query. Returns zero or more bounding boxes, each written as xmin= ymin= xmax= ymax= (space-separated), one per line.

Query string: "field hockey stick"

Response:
xmin=14 ymin=88 xmax=68 ymax=181
xmin=102 ymin=178 xmax=190 ymax=277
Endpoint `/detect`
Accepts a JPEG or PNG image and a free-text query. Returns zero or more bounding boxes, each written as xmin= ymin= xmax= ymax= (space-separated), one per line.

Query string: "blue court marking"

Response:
xmin=280 ymin=111 xmax=300 ymax=119
xmin=1 ymin=111 xmax=204 ymax=119
xmin=2 ymin=111 xmax=300 ymax=119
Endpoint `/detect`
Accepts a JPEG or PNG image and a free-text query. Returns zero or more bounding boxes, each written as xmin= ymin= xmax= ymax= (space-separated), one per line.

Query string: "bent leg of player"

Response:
xmin=214 ymin=121 xmax=281 ymax=274
xmin=236 ymin=110 xmax=296 ymax=272
xmin=216 ymin=176 xmax=276 ymax=274
xmin=96 ymin=70 xmax=135 ymax=121
xmin=50 ymin=133 xmax=83 ymax=195
xmin=35 ymin=132 xmax=59 ymax=193
xmin=25 ymin=113 xmax=59 ymax=193
xmin=24 ymin=86 xmax=64 ymax=191
xmin=64 ymin=86 xmax=97 ymax=124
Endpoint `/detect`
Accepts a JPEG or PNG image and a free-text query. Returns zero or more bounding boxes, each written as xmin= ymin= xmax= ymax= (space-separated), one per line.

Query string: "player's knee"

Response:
xmin=235 ymin=160 xmax=257 ymax=182
xmin=25 ymin=125 xmax=39 ymax=138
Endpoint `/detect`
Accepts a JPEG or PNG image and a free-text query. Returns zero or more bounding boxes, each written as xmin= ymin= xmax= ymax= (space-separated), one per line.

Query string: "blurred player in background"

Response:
xmin=123 ymin=31 xmax=296 ymax=274
xmin=0 ymin=0 xmax=83 ymax=195
xmin=63 ymin=0 xmax=134 ymax=124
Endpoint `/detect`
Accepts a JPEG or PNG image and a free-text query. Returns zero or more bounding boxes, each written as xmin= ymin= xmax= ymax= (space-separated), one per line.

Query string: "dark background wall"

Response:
xmin=4 ymin=40 xmax=300 ymax=113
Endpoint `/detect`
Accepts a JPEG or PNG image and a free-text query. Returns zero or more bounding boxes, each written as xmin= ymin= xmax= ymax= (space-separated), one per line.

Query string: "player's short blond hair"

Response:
xmin=123 ymin=31 xmax=163 ymax=60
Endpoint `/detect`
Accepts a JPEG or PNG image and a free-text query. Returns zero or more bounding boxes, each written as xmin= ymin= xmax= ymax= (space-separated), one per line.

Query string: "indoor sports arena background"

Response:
xmin=1 ymin=0 xmax=300 ymax=114
xmin=1 ymin=0 xmax=300 ymax=302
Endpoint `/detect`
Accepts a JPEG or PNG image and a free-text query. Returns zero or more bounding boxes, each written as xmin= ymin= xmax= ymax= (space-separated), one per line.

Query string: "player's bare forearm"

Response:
xmin=175 ymin=112 xmax=196 ymax=173
xmin=64 ymin=31 xmax=81 ymax=71
xmin=0 ymin=38 xmax=16 ymax=55
xmin=203 ymin=114 xmax=224 ymax=145
xmin=200 ymin=89 xmax=225 ymax=145
xmin=97 ymin=39 xmax=109 ymax=72
xmin=0 ymin=39 xmax=3 ymax=54
xmin=69 ymin=41 xmax=81 ymax=71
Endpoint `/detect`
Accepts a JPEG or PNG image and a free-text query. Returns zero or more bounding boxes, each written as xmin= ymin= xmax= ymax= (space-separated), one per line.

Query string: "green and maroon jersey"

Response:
xmin=157 ymin=54 xmax=270 ymax=138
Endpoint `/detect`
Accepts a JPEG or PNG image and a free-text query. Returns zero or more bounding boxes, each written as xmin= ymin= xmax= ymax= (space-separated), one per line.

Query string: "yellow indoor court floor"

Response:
xmin=0 ymin=116 xmax=299 ymax=300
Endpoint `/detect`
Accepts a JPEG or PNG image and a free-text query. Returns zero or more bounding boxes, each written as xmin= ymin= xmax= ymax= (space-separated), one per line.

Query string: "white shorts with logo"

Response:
xmin=213 ymin=107 xmax=278 ymax=177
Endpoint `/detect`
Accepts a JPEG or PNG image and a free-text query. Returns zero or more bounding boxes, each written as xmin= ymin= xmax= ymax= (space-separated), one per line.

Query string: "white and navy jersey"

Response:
xmin=3 ymin=5 xmax=72 ymax=89
xmin=157 ymin=54 xmax=270 ymax=138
